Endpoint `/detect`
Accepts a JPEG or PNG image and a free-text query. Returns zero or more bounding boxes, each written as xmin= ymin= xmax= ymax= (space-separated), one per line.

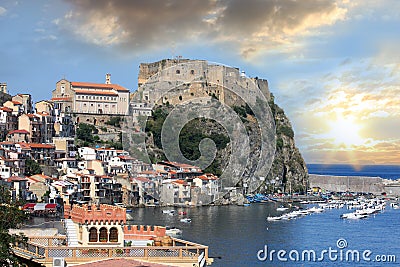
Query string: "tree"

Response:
xmin=76 ymin=123 xmax=97 ymax=143
xmin=24 ymin=159 xmax=42 ymax=176
xmin=0 ymin=185 xmax=28 ymax=266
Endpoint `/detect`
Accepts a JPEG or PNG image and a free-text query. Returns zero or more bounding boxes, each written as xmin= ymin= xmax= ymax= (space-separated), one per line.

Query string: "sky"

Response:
xmin=1 ymin=0 xmax=400 ymax=165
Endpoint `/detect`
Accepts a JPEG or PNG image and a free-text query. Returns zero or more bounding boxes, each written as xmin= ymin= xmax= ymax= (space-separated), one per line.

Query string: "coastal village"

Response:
xmin=1 ymin=59 xmax=233 ymax=267
xmin=2 ymin=59 xmax=400 ymax=267
xmin=0 ymin=66 xmax=221 ymax=209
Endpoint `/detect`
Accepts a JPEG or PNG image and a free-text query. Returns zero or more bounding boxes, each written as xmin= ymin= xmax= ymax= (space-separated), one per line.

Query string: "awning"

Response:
xmin=22 ymin=203 xmax=36 ymax=210
xmin=45 ymin=203 xmax=57 ymax=210
xmin=34 ymin=203 xmax=46 ymax=211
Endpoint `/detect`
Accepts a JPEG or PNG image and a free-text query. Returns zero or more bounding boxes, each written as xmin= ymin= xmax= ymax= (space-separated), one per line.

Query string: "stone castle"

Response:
xmin=134 ymin=59 xmax=270 ymax=107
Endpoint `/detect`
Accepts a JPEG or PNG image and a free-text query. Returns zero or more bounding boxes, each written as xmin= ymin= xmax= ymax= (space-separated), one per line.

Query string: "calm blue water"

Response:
xmin=307 ymin=164 xmax=400 ymax=180
xmin=131 ymin=204 xmax=400 ymax=267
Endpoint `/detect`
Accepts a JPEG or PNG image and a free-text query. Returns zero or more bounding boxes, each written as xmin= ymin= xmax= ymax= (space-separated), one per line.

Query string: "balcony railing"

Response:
xmin=12 ymin=236 xmax=208 ymax=265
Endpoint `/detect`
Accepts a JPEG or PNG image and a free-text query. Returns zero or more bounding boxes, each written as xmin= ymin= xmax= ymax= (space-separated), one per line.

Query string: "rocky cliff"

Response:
xmin=144 ymin=93 xmax=308 ymax=194
xmin=132 ymin=59 xmax=307 ymax=194
xmin=266 ymin=94 xmax=308 ymax=193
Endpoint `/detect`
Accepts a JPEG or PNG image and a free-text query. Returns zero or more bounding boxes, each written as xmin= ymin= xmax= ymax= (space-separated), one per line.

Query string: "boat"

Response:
xmin=267 ymin=216 xmax=282 ymax=221
xmin=178 ymin=211 xmax=187 ymax=215
xmin=276 ymin=206 xmax=289 ymax=212
xmin=340 ymin=212 xmax=368 ymax=219
xmin=162 ymin=210 xmax=175 ymax=215
xmin=307 ymin=206 xmax=324 ymax=213
xmin=165 ymin=226 xmax=182 ymax=237
xmin=180 ymin=218 xmax=191 ymax=223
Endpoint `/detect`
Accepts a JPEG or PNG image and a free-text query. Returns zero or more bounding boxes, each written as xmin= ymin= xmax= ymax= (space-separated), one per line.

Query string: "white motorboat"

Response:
xmin=162 ymin=210 xmax=175 ymax=215
xmin=341 ymin=212 xmax=368 ymax=219
xmin=390 ymin=203 xmax=400 ymax=209
xmin=180 ymin=218 xmax=191 ymax=223
xmin=276 ymin=206 xmax=289 ymax=212
xmin=307 ymin=206 xmax=324 ymax=213
xmin=267 ymin=216 xmax=282 ymax=221
xmin=166 ymin=227 xmax=182 ymax=236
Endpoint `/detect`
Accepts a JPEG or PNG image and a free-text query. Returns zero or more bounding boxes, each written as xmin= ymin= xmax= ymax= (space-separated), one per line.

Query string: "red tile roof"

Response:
xmin=7 ymin=176 xmax=27 ymax=182
xmin=26 ymin=113 xmax=39 ymax=118
xmin=8 ymin=129 xmax=29 ymax=135
xmin=27 ymin=143 xmax=55 ymax=149
xmin=71 ymin=82 xmax=129 ymax=92
xmin=172 ymin=179 xmax=187 ymax=185
xmin=51 ymin=97 xmax=72 ymax=101
xmin=11 ymin=101 xmax=22 ymax=105
xmin=18 ymin=142 xmax=31 ymax=150
xmin=132 ymin=177 xmax=152 ymax=183
xmin=0 ymin=107 xmax=13 ymax=112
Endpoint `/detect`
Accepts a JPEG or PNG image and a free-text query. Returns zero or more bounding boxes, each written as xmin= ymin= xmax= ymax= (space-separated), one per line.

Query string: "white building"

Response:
xmin=78 ymin=147 xmax=96 ymax=160
xmin=51 ymin=74 xmax=130 ymax=115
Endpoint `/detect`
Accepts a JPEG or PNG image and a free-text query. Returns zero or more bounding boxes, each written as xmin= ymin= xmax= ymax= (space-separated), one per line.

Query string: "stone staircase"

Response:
xmin=64 ymin=219 xmax=79 ymax=246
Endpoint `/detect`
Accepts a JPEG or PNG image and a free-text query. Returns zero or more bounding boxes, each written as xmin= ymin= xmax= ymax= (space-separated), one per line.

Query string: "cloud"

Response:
xmin=58 ymin=0 xmax=348 ymax=57
xmin=0 ymin=6 xmax=6 ymax=16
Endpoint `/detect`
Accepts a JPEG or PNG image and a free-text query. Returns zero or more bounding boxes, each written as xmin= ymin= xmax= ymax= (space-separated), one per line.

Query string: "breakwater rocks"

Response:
xmin=309 ymin=174 xmax=400 ymax=196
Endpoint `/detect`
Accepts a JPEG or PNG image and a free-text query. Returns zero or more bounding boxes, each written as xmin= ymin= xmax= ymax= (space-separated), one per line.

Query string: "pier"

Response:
xmin=309 ymin=174 xmax=400 ymax=196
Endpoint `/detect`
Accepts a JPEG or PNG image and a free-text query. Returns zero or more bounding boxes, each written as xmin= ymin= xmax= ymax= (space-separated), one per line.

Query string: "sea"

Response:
xmin=307 ymin=164 xmax=400 ymax=180
xmin=29 ymin=164 xmax=400 ymax=267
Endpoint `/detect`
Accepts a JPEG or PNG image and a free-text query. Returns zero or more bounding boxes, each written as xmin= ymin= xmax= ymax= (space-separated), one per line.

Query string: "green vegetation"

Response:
xmin=76 ymin=123 xmax=122 ymax=149
xmin=277 ymin=125 xmax=294 ymax=139
xmin=105 ymin=116 xmax=123 ymax=128
xmin=76 ymin=123 xmax=98 ymax=144
xmin=0 ymin=185 xmax=28 ymax=266
xmin=24 ymin=159 xmax=42 ymax=176
xmin=145 ymin=107 xmax=230 ymax=176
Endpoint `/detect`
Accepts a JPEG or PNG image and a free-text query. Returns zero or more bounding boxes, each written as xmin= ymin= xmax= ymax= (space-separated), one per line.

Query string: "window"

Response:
xmin=99 ymin=227 xmax=108 ymax=242
xmin=89 ymin=227 xmax=98 ymax=242
xmin=190 ymin=70 xmax=195 ymax=75
xmin=109 ymin=227 xmax=118 ymax=242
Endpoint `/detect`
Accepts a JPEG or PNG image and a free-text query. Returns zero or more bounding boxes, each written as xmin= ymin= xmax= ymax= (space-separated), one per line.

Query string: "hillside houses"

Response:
xmin=0 ymin=75 xmax=221 ymax=207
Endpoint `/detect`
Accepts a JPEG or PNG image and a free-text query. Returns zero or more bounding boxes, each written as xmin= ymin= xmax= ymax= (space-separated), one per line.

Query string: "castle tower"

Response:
xmin=105 ymin=73 xmax=111 ymax=84
xmin=0 ymin=83 xmax=7 ymax=94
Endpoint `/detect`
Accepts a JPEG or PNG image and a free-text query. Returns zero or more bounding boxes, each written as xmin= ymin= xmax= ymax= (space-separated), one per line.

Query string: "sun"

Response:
xmin=327 ymin=116 xmax=364 ymax=147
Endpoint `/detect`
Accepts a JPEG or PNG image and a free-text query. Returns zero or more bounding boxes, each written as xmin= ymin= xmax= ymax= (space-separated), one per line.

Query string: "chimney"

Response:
xmin=105 ymin=73 xmax=111 ymax=84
